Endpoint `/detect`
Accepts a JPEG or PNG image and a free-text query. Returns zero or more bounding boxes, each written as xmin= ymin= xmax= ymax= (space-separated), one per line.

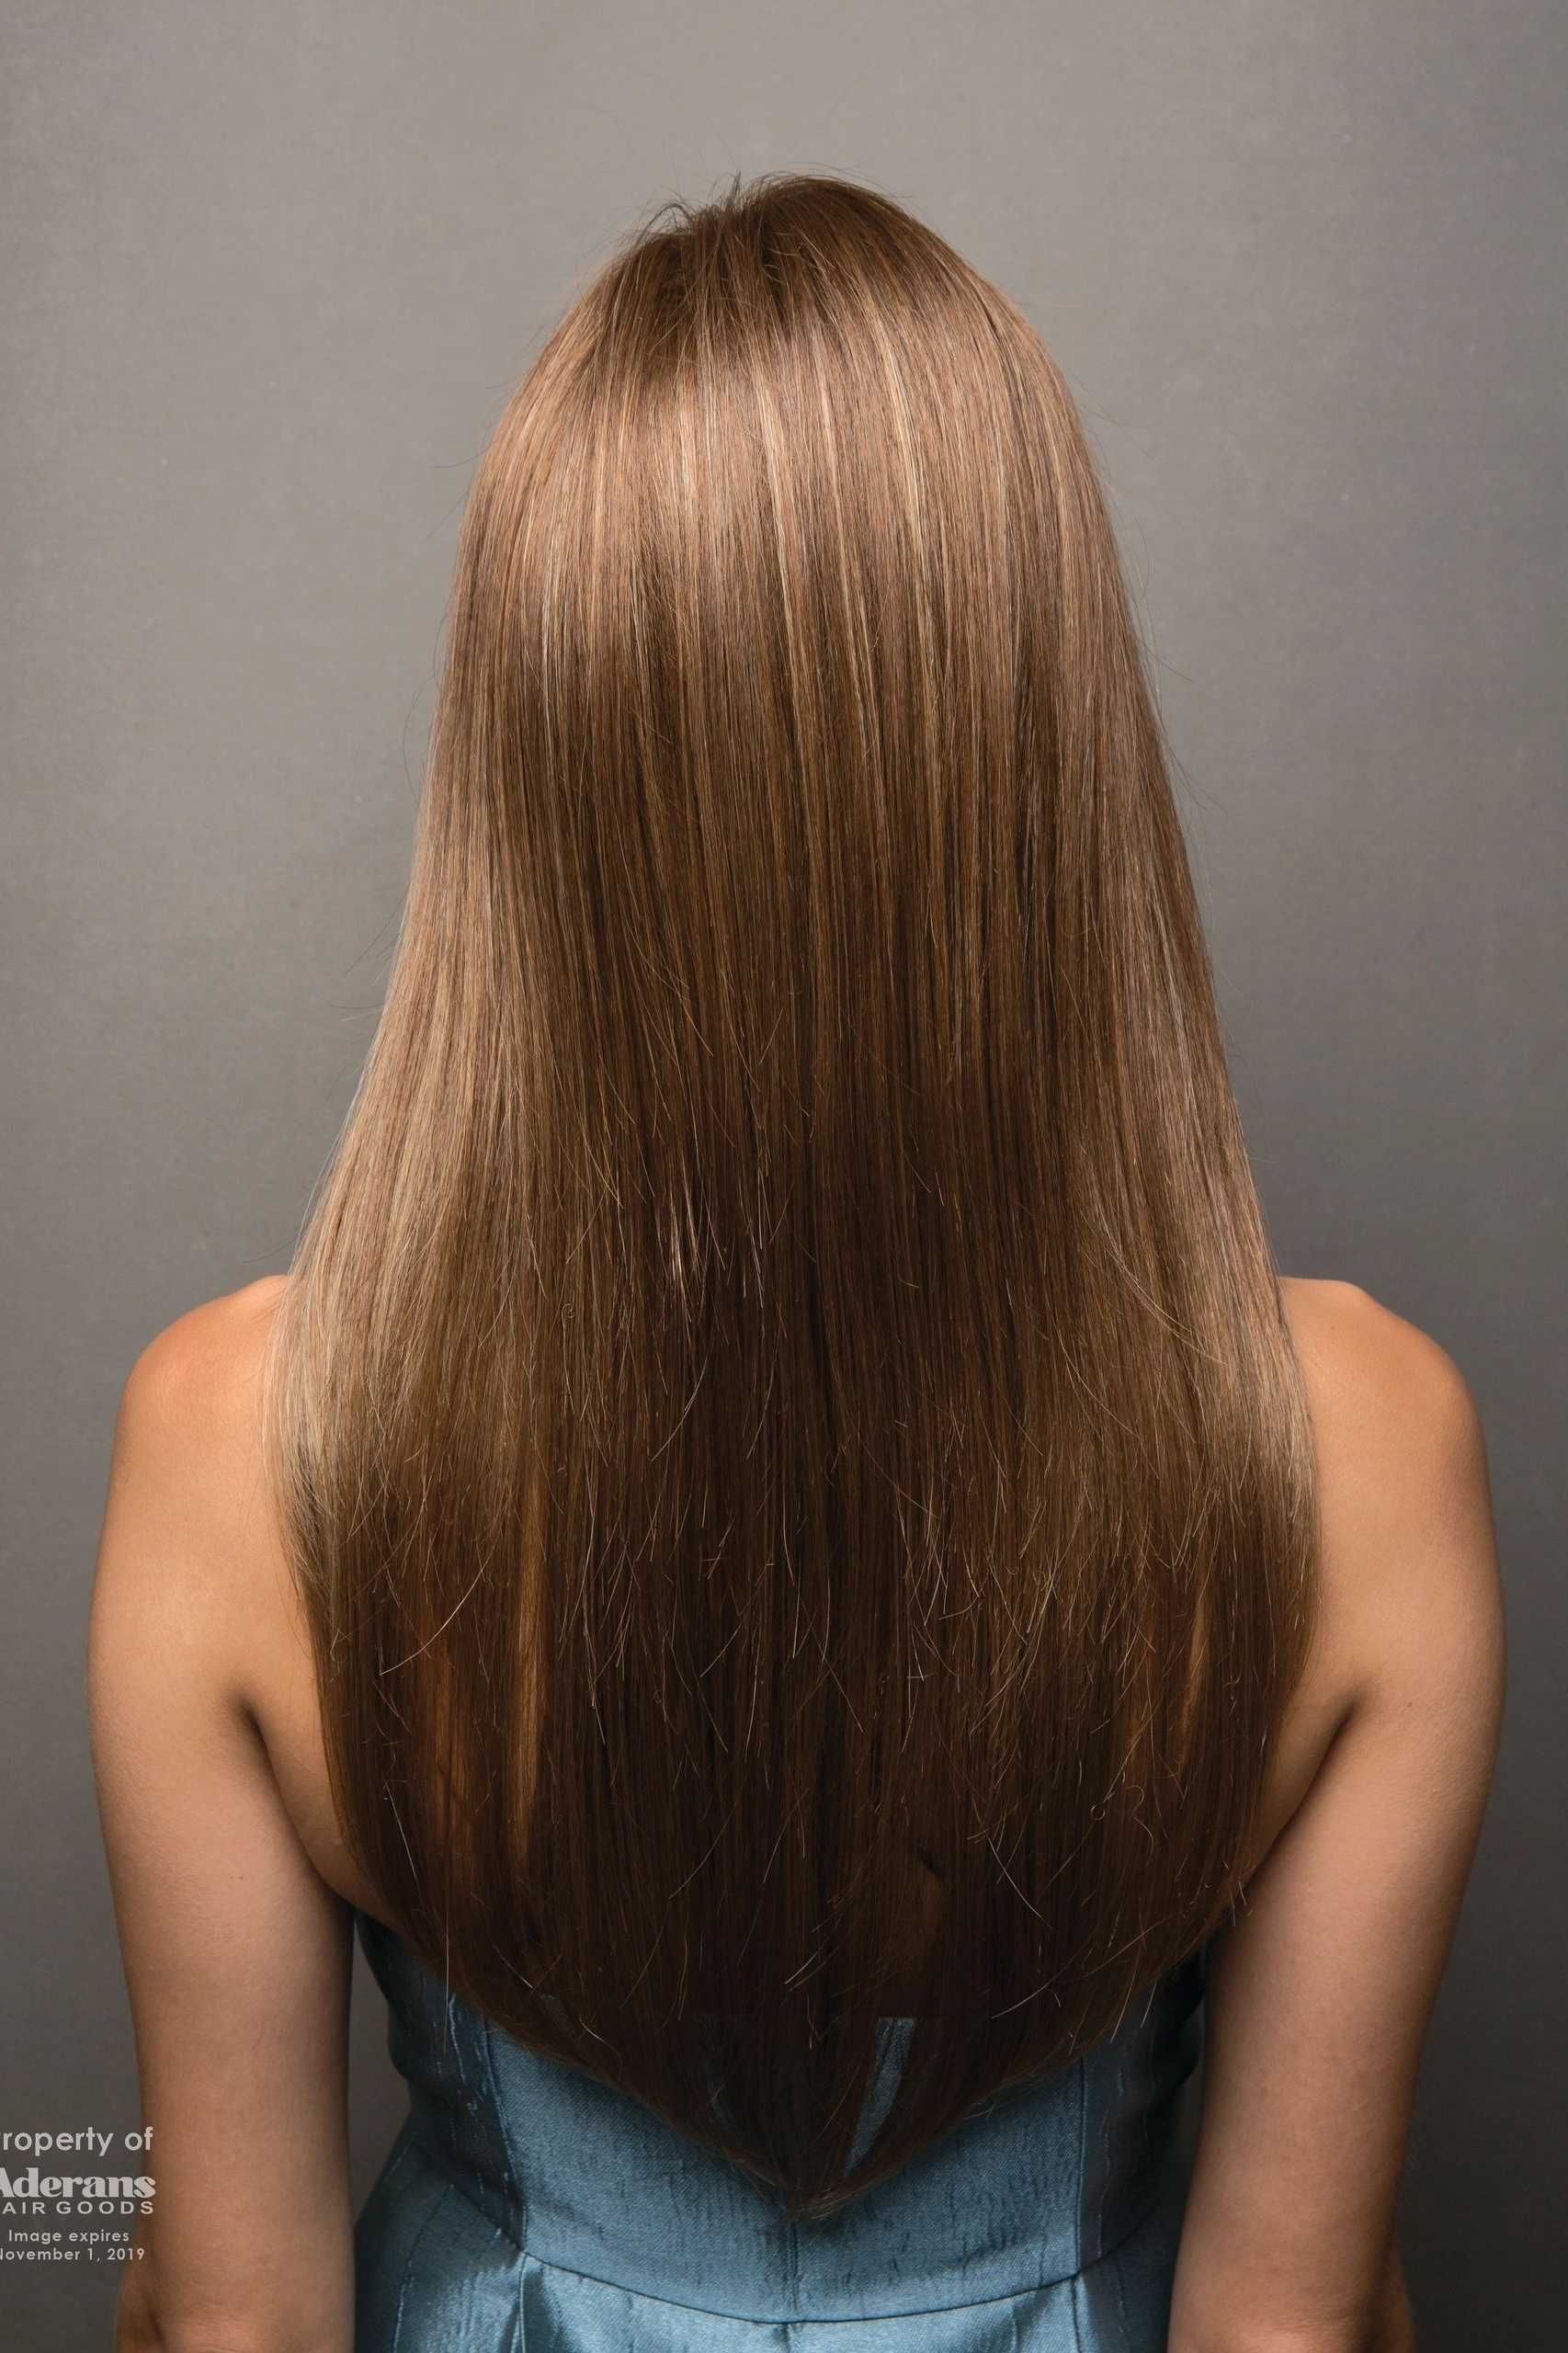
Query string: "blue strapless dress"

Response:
xmin=352 ymin=1908 xmax=1207 ymax=2352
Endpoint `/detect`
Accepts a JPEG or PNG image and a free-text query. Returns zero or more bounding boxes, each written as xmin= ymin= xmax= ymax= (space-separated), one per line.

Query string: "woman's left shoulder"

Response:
xmin=95 ymin=1278 xmax=295 ymax=1688
xmin=117 ymin=1274 xmax=289 ymax=1436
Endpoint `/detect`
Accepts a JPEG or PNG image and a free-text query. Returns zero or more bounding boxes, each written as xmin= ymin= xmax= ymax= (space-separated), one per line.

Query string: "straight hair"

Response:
xmin=261 ymin=170 xmax=1317 ymax=2222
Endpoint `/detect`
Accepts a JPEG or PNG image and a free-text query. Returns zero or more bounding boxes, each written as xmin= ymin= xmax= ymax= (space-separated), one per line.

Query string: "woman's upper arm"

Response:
xmin=1169 ymin=1283 xmax=1506 ymax=2353
xmin=87 ymin=1295 xmax=355 ymax=2353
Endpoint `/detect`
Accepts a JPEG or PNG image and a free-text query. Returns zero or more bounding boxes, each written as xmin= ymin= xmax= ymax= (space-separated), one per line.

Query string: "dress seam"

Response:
xmin=1075 ymin=2042 xmax=1090 ymax=2277
xmin=515 ymin=2235 xmax=1141 ymax=2326
xmin=390 ymin=2177 xmax=458 ymax=2353
xmin=384 ymin=2122 xmax=1169 ymax=2322
xmin=477 ymin=2004 xmax=529 ymax=2253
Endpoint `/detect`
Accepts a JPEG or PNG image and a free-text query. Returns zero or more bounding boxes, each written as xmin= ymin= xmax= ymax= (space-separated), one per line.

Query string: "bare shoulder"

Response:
xmin=94 ymin=1277 xmax=296 ymax=1702
xmin=1171 ymin=1279 xmax=1505 ymax=2343
xmin=89 ymin=1276 xmax=356 ymax=2349
xmin=1280 ymin=1274 xmax=1482 ymax=1444
xmin=117 ymin=1274 xmax=289 ymax=1446
xmin=1278 ymin=1275 xmax=1504 ymax=1712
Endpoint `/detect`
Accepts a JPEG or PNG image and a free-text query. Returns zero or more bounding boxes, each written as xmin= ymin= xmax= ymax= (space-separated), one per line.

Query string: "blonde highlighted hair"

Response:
xmin=263 ymin=171 xmax=1316 ymax=2221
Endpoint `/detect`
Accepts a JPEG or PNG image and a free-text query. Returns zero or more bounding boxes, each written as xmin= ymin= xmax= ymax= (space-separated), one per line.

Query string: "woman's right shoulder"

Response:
xmin=1170 ymin=1279 xmax=1503 ymax=2346
xmin=1279 ymin=1273 xmax=1479 ymax=1438
xmin=1278 ymin=1274 xmax=1503 ymax=1720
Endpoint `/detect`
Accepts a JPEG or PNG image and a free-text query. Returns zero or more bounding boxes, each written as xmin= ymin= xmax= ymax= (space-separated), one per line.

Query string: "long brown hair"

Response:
xmin=262 ymin=171 xmax=1316 ymax=2221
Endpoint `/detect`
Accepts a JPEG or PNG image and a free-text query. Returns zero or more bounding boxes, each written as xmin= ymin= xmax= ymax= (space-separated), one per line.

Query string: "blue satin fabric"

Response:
xmin=353 ymin=1908 xmax=1207 ymax=2351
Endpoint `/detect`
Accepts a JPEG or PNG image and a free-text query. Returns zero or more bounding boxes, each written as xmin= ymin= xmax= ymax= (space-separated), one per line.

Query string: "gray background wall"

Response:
xmin=3 ymin=3 xmax=1562 ymax=2345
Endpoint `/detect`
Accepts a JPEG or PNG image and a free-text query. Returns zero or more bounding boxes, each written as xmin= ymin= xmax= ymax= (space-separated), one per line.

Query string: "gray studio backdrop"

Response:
xmin=3 ymin=5 xmax=1562 ymax=2347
